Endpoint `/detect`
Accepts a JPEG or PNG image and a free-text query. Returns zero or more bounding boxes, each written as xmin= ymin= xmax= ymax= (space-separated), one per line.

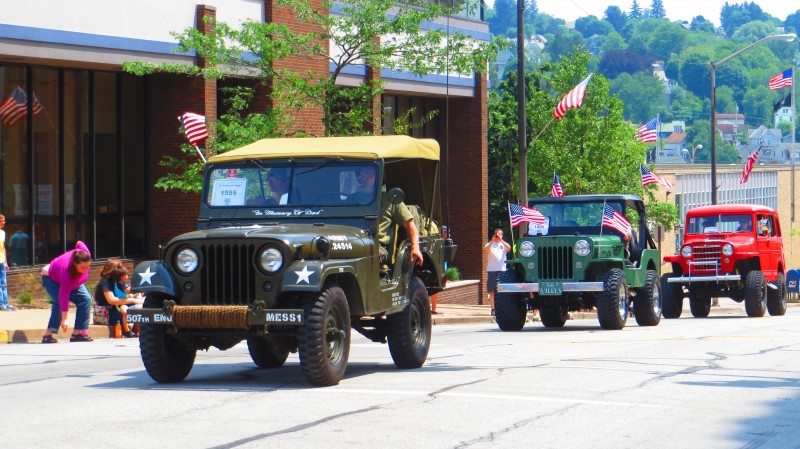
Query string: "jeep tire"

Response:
xmin=387 ymin=277 xmax=432 ymax=369
xmin=744 ymin=271 xmax=767 ymax=317
xmin=494 ymin=270 xmax=527 ymax=331
xmin=661 ymin=274 xmax=683 ymax=319
xmin=540 ymin=303 xmax=569 ymax=328
xmin=298 ymin=286 xmax=351 ymax=386
xmin=597 ymin=268 xmax=629 ymax=330
xmin=139 ymin=296 xmax=197 ymax=383
xmin=689 ymin=294 xmax=711 ymax=318
xmin=767 ymin=272 xmax=788 ymax=316
xmin=247 ymin=336 xmax=290 ymax=368
xmin=634 ymin=270 xmax=661 ymax=326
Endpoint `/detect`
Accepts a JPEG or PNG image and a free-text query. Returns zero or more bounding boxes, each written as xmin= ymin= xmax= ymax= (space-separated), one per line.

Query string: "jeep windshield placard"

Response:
xmin=205 ymin=161 xmax=379 ymax=208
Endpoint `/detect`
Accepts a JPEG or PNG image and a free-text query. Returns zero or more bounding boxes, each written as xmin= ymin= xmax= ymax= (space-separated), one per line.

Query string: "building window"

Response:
xmin=0 ymin=64 xmax=146 ymax=267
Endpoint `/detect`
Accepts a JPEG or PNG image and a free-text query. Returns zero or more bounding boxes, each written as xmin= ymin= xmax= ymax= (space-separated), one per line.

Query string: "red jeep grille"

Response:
xmin=689 ymin=244 xmax=721 ymax=273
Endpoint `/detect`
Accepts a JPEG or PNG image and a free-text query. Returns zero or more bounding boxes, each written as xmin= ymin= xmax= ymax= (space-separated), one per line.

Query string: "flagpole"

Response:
xmin=507 ymin=202 xmax=516 ymax=252
xmin=792 ymin=66 xmax=796 ymax=223
xmin=529 ymin=116 xmax=555 ymax=147
xmin=192 ymin=143 xmax=207 ymax=163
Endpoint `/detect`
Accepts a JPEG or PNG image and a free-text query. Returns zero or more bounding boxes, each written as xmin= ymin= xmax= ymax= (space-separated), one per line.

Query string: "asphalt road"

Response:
xmin=2 ymin=306 xmax=799 ymax=449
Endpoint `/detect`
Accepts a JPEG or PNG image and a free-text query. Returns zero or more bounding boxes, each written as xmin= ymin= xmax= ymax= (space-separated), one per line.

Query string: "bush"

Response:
xmin=445 ymin=266 xmax=461 ymax=281
xmin=16 ymin=292 xmax=33 ymax=305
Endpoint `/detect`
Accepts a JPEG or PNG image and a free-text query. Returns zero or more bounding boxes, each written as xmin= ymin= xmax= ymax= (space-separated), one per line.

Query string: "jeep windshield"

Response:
xmin=527 ymin=201 xmax=625 ymax=236
xmin=204 ymin=161 xmax=379 ymax=207
xmin=686 ymin=214 xmax=752 ymax=234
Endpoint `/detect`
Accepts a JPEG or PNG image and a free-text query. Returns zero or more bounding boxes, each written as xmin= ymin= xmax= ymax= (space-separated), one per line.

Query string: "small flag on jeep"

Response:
xmin=509 ymin=203 xmax=546 ymax=228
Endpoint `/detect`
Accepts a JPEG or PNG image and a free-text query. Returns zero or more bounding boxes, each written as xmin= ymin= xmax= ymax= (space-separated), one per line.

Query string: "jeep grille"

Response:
xmin=538 ymin=246 xmax=574 ymax=280
xmin=689 ymin=244 xmax=721 ymax=273
xmin=200 ymin=243 xmax=257 ymax=305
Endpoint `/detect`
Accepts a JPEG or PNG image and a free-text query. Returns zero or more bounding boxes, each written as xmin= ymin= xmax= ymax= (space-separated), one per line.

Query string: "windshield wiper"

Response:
xmin=297 ymin=157 xmax=342 ymax=176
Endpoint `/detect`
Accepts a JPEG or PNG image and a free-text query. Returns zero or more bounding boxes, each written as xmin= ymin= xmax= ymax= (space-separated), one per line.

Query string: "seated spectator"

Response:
xmin=94 ymin=258 xmax=143 ymax=338
xmin=736 ymin=218 xmax=752 ymax=232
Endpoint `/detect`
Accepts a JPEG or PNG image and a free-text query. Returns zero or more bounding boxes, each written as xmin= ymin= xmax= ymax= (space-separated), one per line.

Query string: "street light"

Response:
xmin=709 ymin=33 xmax=796 ymax=204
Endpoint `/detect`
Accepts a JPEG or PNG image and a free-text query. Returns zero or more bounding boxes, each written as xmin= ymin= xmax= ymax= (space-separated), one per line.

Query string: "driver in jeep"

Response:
xmin=355 ymin=167 xmax=423 ymax=266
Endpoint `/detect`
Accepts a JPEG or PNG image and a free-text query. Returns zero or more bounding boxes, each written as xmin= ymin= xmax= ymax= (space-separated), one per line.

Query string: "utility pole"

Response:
xmin=516 ymin=0 xmax=527 ymax=236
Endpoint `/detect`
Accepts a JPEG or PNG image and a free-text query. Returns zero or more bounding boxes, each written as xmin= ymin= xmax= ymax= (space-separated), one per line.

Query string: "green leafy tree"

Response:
xmin=575 ymin=16 xmax=614 ymax=38
xmin=603 ymin=6 xmax=629 ymax=32
xmin=679 ymin=50 xmax=712 ymax=98
xmin=687 ymin=119 xmax=739 ymax=164
xmin=544 ymin=28 xmax=585 ymax=60
xmin=720 ymin=1 xmax=767 ymax=37
xmin=609 ymin=71 xmax=665 ymax=123
xmin=125 ymin=0 xmax=501 ymax=191
xmin=601 ymin=31 xmax=628 ymax=52
xmin=647 ymin=22 xmax=687 ymax=61
xmin=629 ymin=0 xmax=643 ymax=20
xmin=690 ymin=16 xmax=716 ymax=33
xmin=714 ymin=85 xmax=737 ymax=113
xmin=663 ymin=85 xmax=703 ymax=122
xmin=785 ymin=10 xmax=800 ymax=34
xmin=649 ymin=0 xmax=666 ymax=19
xmin=731 ymin=20 xmax=775 ymax=43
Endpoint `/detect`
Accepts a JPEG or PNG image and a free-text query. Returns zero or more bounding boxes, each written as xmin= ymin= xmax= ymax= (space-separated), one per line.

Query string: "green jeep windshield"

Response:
xmin=528 ymin=201 xmax=624 ymax=236
xmin=205 ymin=161 xmax=378 ymax=207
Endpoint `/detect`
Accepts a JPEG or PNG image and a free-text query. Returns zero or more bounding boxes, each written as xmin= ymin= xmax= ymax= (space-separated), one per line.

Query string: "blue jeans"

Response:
xmin=0 ymin=263 xmax=7 ymax=307
xmin=42 ymin=276 xmax=91 ymax=333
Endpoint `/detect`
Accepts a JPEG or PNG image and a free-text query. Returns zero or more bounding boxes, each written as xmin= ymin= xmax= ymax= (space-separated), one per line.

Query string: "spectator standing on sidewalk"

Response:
xmin=0 ymin=215 xmax=13 ymax=311
xmin=483 ymin=228 xmax=510 ymax=316
xmin=40 ymin=241 xmax=93 ymax=343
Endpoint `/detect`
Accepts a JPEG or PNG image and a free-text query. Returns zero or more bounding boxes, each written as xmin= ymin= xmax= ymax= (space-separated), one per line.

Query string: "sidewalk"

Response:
xmin=1 ymin=301 xmax=794 ymax=344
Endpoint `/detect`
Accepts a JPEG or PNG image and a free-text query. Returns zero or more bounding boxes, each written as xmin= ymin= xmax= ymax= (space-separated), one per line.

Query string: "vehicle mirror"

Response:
xmin=387 ymin=187 xmax=405 ymax=205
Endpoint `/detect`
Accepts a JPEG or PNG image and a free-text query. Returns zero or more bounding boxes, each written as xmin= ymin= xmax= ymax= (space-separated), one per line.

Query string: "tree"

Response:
xmin=629 ymin=0 xmax=643 ymax=20
xmin=575 ymin=16 xmax=613 ymax=38
xmin=544 ymin=28 xmax=585 ymax=61
xmin=649 ymin=0 xmax=666 ymax=19
xmin=679 ymin=50 xmax=712 ymax=98
xmin=487 ymin=0 xmax=517 ymax=36
xmin=720 ymin=1 xmax=767 ymax=37
xmin=604 ymin=6 xmax=629 ymax=32
xmin=647 ymin=21 xmax=688 ymax=61
xmin=601 ymin=32 xmax=628 ymax=53
xmin=731 ymin=20 xmax=776 ymax=43
xmin=609 ymin=71 xmax=665 ymax=123
xmin=124 ymin=0 xmax=501 ymax=191
xmin=785 ymin=10 xmax=800 ymax=34
xmin=690 ymin=16 xmax=716 ymax=33
xmin=687 ymin=119 xmax=739 ymax=164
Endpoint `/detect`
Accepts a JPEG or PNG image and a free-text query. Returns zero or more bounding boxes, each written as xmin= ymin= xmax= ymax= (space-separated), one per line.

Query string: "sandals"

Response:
xmin=69 ymin=334 xmax=94 ymax=342
xmin=41 ymin=335 xmax=58 ymax=344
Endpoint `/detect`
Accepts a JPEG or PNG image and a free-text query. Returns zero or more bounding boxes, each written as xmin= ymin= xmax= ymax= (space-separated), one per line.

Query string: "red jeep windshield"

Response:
xmin=687 ymin=214 xmax=752 ymax=234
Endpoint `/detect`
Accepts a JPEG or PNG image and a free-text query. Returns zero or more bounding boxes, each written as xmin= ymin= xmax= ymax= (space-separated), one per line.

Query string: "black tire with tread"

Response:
xmin=744 ymin=271 xmax=767 ymax=318
xmin=247 ymin=336 xmax=290 ymax=368
xmin=661 ymin=274 xmax=683 ymax=319
xmin=494 ymin=270 xmax=527 ymax=331
xmin=298 ymin=286 xmax=351 ymax=386
xmin=387 ymin=277 xmax=432 ymax=369
xmin=689 ymin=294 xmax=711 ymax=318
xmin=139 ymin=296 xmax=197 ymax=383
xmin=597 ymin=268 xmax=629 ymax=330
xmin=634 ymin=270 xmax=661 ymax=326
xmin=767 ymin=272 xmax=788 ymax=316
xmin=540 ymin=304 xmax=568 ymax=328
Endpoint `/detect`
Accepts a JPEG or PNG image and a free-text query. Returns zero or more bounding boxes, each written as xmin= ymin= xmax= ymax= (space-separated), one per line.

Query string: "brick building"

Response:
xmin=0 ymin=1 xmax=490 ymax=301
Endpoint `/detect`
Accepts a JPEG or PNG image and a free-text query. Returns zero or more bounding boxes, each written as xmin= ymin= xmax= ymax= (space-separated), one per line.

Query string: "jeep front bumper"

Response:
xmin=666 ymin=275 xmax=741 ymax=283
xmin=127 ymin=302 xmax=304 ymax=328
xmin=497 ymin=282 xmax=604 ymax=294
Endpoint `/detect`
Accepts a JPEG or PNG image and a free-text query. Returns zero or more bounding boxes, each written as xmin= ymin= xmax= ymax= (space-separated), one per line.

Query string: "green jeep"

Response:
xmin=495 ymin=194 xmax=662 ymax=330
xmin=127 ymin=135 xmax=456 ymax=386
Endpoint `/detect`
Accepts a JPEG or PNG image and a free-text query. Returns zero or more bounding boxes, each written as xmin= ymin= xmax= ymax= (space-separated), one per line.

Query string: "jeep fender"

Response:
xmin=130 ymin=261 xmax=178 ymax=297
xmin=281 ymin=261 xmax=358 ymax=292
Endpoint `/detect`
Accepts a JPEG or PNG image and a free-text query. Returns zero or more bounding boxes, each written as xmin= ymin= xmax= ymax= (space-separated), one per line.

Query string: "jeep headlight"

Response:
xmin=722 ymin=243 xmax=734 ymax=256
xmin=175 ymin=248 xmax=199 ymax=274
xmin=574 ymin=240 xmax=591 ymax=257
xmin=681 ymin=246 xmax=693 ymax=258
xmin=519 ymin=241 xmax=535 ymax=258
xmin=259 ymin=247 xmax=283 ymax=273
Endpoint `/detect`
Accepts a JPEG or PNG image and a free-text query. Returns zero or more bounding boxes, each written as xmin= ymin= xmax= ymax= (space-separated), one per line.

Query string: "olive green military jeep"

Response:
xmin=127 ymin=135 xmax=456 ymax=386
xmin=495 ymin=194 xmax=661 ymax=330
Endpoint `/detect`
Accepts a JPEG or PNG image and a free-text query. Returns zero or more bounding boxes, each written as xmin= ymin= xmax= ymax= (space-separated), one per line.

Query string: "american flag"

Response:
xmin=740 ymin=148 xmax=760 ymax=184
xmin=551 ymin=172 xmax=564 ymax=197
xmin=640 ymin=164 xmax=674 ymax=189
xmin=602 ymin=203 xmax=631 ymax=239
xmin=553 ymin=73 xmax=593 ymax=120
xmin=768 ymin=68 xmax=792 ymax=90
xmin=179 ymin=112 xmax=209 ymax=145
xmin=509 ymin=203 xmax=546 ymax=228
xmin=0 ymin=86 xmax=43 ymax=127
xmin=636 ymin=117 xmax=658 ymax=143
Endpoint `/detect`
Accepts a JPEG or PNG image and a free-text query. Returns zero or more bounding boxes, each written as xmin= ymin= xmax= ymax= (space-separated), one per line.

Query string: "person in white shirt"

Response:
xmin=483 ymin=228 xmax=510 ymax=316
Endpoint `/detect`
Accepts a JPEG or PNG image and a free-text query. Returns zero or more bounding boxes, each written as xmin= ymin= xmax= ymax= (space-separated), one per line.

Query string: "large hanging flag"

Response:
xmin=553 ymin=73 xmax=593 ymax=120
xmin=768 ymin=68 xmax=792 ymax=90
xmin=509 ymin=203 xmax=546 ymax=228
xmin=0 ymin=86 xmax=43 ymax=126
xmin=179 ymin=112 xmax=209 ymax=145
xmin=640 ymin=164 xmax=674 ymax=189
xmin=740 ymin=148 xmax=760 ymax=184
xmin=551 ymin=172 xmax=564 ymax=197
xmin=602 ymin=203 xmax=632 ymax=239
xmin=636 ymin=117 xmax=658 ymax=143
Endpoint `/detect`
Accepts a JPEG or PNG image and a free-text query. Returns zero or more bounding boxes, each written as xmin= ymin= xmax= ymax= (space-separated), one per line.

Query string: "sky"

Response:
xmin=524 ymin=1 xmax=798 ymax=26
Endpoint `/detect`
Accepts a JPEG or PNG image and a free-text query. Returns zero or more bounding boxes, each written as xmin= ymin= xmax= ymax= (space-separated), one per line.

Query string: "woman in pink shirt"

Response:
xmin=40 ymin=241 xmax=93 ymax=343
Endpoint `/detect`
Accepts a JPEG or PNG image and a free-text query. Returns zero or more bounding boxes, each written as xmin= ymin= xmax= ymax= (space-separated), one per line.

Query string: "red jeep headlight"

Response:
xmin=681 ymin=246 xmax=692 ymax=258
xmin=722 ymin=243 xmax=734 ymax=256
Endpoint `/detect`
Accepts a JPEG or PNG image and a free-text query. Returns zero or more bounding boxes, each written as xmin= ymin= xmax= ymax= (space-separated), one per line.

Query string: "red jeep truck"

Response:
xmin=662 ymin=204 xmax=787 ymax=318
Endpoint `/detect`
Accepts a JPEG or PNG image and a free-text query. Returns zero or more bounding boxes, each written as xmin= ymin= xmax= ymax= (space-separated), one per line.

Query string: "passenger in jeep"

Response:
xmin=355 ymin=167 xmax=423 ymax=266
xmin=265 ymin=168 xmax=290 ymax=205
xmin=737 ymin=217 xmax=752 ymax=232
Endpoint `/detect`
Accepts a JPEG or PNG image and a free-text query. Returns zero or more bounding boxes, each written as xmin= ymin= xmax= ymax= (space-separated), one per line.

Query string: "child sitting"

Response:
xmin=94 ymin=258 xmax=143 ymax=338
